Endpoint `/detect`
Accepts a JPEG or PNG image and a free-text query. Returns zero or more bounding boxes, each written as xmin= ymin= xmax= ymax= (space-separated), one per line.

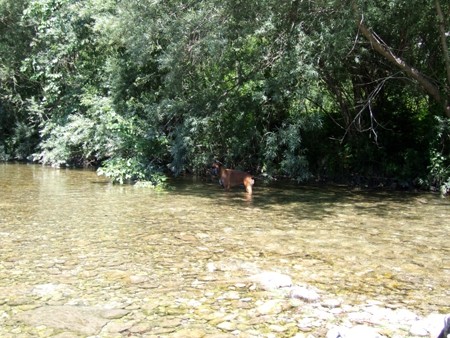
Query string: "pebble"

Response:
xmin=129 ymin=321 xmax=152 ymax=333
xmin=129 ymin=275 xmax=149 ymax=284
xmin=159 ymin=317 xmax=183 ymax=328
xmin=103 ymin=320 xmax=136 ymax=333
xmin=31 ymin=283 xmax=60 ymax=296
xmin=290 ymin=286 xmax=320 ymax=302
xmin=219 ymin=291 xmax=241 ymax=300
xmin=256 ymin=299 xmax=284 ymax=315
xmin=101 ymin=309 xmax=130 ymax=319
xmin=217 ymin=321 xmax=236 ymax=331
xmin=327 ymin=325 xmax=384 ymax=338
xmin=322 ymin=298 xmax=342 ymax=309
xmin=171 ymin=328 xmax=206 ymax=337
xmin=269 ymin=324 xmax=288 ymax=332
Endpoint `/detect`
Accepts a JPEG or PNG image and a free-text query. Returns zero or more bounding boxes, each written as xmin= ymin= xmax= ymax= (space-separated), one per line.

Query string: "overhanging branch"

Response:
xmin=352 ymin=2 xmax=450 ymax=117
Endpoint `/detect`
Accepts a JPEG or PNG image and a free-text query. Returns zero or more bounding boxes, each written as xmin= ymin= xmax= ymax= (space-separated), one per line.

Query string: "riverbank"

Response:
xmin=4 ymin=159 xmax=448 ymax=196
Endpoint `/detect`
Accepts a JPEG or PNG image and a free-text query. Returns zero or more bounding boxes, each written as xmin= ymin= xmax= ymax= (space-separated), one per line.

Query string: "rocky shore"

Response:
xmin=1 ymin=270 xmax=448 ymax=338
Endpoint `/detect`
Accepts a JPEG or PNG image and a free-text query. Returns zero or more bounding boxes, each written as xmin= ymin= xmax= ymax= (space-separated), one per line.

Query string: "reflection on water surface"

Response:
xmin=0 ymin=163 xmax=449 ymax=335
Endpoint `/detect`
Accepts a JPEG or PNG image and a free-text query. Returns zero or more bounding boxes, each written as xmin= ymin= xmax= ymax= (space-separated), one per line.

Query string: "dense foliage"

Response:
xmin=1 ymin=0 xmax=449 ymax=193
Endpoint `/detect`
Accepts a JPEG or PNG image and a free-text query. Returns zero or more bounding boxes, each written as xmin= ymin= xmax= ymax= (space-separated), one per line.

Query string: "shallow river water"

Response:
xmin=0 ymin=163 xmax=449 ymax=337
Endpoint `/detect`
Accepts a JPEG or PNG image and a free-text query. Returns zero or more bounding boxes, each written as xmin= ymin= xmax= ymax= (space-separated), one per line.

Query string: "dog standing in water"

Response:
xmin=211 ymin=161 xmax=254 ymax=194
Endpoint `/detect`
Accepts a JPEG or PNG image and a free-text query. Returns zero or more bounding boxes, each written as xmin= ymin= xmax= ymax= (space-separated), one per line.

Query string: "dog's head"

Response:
xmin=210 ymin=161 xmax=222 ymax=176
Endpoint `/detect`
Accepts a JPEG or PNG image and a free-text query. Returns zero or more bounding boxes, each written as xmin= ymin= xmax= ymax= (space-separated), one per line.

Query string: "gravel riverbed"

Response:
xmin=1 ymin=164 xmax=449 ymax=337
xmin=0 ymin=265 xmax=448 ymax=338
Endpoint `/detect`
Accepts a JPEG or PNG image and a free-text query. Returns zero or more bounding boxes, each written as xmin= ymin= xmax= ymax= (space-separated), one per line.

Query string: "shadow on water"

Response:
xmin=168 ymin=175 xmax=442 ymax=221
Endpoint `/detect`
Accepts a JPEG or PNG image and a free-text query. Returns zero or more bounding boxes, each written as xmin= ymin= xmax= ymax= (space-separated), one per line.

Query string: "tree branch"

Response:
xmin=352 ymin=2 xmax=450 ymax=117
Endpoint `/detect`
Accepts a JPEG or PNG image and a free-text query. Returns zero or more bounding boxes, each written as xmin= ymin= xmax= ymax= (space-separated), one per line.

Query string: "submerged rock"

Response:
xmin=327 ymin=325 xmax=385 ymax=338
xmin=15 ymin=305 xmax=109 ymax=335
xmin=250 ymin=271 xmax=292 ymax=290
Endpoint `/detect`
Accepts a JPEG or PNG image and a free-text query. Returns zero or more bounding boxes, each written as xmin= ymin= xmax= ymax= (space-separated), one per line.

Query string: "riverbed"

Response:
xmin=0 ymin=163 xmax=449 ymax=337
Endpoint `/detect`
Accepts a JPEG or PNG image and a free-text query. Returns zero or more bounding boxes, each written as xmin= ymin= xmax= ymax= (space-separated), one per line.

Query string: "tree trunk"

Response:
xmin=435 ymin=0 xmax=450 ymax=87
xmin=435 ymin=0 xmax=450 ymax=117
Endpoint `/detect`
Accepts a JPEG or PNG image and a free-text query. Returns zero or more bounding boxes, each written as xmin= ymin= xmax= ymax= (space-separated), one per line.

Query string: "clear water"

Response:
xmin=0 ymin=163 xmax=449 ymax=334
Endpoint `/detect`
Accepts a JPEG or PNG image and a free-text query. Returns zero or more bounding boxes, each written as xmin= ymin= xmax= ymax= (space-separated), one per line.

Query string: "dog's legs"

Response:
xmin=244 ymin=177 xmax=253 ymax=194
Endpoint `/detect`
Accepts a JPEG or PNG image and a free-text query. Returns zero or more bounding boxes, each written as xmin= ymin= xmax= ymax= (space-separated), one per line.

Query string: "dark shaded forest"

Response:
xmin=1 ymin=0 xmax=449 ymax=193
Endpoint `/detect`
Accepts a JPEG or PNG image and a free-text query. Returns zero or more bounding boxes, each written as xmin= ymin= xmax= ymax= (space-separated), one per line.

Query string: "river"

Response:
xmin=0 ymin=163 xmax=449 ymax=337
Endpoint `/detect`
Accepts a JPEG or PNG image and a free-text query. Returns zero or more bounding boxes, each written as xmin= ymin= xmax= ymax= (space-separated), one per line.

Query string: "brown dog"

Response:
xmin=211 ymin=162 xmax=254 ymax=194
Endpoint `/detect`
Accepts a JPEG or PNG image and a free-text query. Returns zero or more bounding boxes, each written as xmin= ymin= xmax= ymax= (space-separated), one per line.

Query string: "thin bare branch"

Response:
xmin=339 ymin=75 xmax=398 ymax=144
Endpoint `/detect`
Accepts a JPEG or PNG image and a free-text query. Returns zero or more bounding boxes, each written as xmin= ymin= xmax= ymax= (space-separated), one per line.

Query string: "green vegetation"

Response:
xmin=1 ymin=0 xmax=449 ymax=192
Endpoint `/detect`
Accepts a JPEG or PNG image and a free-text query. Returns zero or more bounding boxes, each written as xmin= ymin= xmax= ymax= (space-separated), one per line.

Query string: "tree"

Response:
xmin=352 ymin=0 xmax=450 ymax=118
xmin=1 ymin=0 xmax=448 ymax=192
xmin=0 ymin=0 xmax=38 ymax=159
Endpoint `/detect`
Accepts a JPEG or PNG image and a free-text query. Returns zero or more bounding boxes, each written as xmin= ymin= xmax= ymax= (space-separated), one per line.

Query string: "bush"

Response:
xmin=97 ymin=156 xmax=167 ymax=188
xmin=427 ymin=117 xmax=450 ymax=195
